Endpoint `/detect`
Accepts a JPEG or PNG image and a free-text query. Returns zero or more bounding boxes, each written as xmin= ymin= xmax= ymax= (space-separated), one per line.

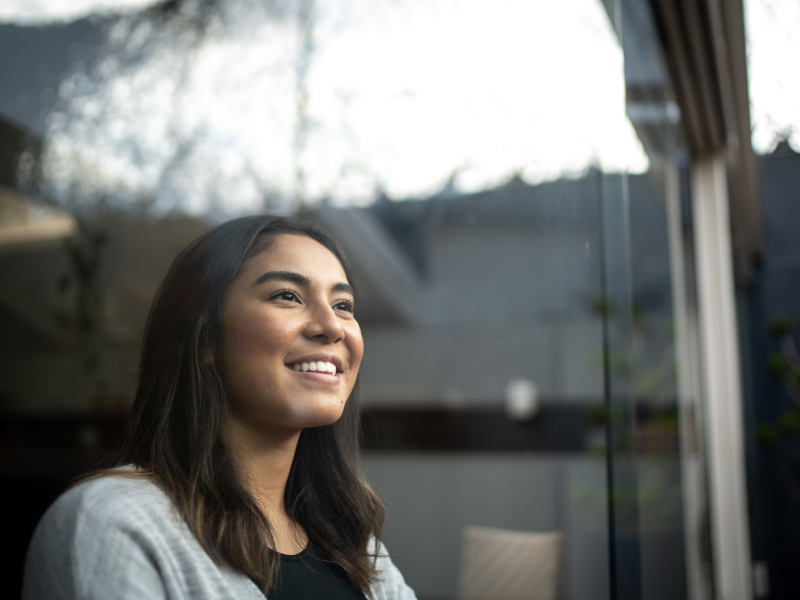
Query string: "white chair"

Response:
xmin=458 ymin=526 xmax=564 ymax=600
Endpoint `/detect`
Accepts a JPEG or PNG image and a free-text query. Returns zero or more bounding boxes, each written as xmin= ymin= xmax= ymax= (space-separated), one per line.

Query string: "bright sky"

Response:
xmin=31 ymin=0 xmax=650 ymax=214
xmin=0 ymin=0 xmax=157 ymax=23
xmin=9 ymin=0 xmax=798 ymax=214
xmin=745 ymin=0 xmax=800 ymax=153
xmin=0 ymin=0 xmax=800 ymax=165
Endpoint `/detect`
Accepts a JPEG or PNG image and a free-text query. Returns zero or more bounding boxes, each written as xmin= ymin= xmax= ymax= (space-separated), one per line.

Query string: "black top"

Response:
xmin=265 ymin=547 xmax=367 ymax=600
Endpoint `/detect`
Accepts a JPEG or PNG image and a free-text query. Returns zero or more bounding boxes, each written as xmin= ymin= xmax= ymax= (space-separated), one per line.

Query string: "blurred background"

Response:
xmin=0 ymin=0 xmax=798 ymax=598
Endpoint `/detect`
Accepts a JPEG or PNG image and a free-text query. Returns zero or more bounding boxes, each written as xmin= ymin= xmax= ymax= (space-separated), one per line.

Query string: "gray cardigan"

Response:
xmin=22 ymin=474 xmax=417 ymax=600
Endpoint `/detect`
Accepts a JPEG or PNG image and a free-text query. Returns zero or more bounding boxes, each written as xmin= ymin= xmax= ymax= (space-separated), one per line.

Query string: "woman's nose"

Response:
xmin=304 ymin=303 xmax=344 ymax=343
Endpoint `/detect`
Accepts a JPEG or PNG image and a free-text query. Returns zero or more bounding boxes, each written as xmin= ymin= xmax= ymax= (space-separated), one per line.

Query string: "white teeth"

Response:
xmin=292 ymin=361 xmax=338 ymax=374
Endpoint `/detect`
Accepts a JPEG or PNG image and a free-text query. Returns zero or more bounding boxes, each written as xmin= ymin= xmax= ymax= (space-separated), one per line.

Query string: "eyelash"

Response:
xmin=270 ymin=289 xmax=300 ymax=303
xmin=269 ymin=289 xmax=356 ymax=314
xmin=334 ymin=299 xmax=356 ymax=314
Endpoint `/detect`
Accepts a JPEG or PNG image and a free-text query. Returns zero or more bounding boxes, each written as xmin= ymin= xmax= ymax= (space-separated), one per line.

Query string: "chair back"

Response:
xmin=458 ymin=526 xmax=564 ymax=600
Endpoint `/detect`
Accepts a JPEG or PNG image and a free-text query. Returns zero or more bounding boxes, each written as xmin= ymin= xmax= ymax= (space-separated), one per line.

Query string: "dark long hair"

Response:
xmin=95 ymin=215 xmax=384 ymax=594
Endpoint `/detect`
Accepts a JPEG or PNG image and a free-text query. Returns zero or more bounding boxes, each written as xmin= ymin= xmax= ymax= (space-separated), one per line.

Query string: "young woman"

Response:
xmin=23 ymin=216 xmax=416 ymax=600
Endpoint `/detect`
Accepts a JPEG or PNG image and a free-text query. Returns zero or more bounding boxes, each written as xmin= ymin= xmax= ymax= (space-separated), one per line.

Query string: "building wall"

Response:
xmin=740 ymin=144 xmax=800 ymax=600
xmin=363 ymin=453 xmax=686 ymax=600
xmin=359 ymin=170 xmax=676 ymax=409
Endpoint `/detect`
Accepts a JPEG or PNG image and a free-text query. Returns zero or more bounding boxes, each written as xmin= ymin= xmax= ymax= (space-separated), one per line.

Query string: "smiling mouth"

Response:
xmin=284 ymin=361 xmax=341 ymax=384
xmin=286 ymin=365 xmax=340 ymax=385
xmin=289 ymin=360 xmax=338 ymax=375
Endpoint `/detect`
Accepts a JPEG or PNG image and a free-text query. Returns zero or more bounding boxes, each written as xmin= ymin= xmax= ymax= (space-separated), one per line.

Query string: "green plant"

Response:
xmin=56 ymin=226 xmax=107 ymax=336
xmin=55 ymin=222 xmax=111 ymax=406
xmin=757 ymin=316 xmax=800 ymax=505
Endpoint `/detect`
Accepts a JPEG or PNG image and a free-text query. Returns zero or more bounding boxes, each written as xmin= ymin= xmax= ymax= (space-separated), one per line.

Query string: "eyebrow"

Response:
xmin=253 ymin=270 xmax=354 ymax=296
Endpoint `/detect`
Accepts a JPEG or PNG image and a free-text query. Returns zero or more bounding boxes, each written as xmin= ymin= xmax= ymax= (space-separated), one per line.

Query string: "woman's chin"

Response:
xmin=282 ymin=401 xmax=347 ymax=429
xmin=303 ymin=406 xmax=347 ymax=428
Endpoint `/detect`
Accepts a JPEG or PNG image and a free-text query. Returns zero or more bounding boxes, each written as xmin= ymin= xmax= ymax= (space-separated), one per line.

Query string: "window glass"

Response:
xmin=0 ymin=1 xmax=698 ymax=598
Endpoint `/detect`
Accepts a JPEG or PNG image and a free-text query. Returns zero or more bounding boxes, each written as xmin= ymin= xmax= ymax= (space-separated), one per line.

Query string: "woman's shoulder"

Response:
xmin=370 ymin=539 xmax=418 ymax=600
xmin=26 ymin=467 xmax=182 ymax=577
xmin=43 ymin=467 xmax=173 ymax=532
xmin=23 ymin=468 xmax=262 ymax=600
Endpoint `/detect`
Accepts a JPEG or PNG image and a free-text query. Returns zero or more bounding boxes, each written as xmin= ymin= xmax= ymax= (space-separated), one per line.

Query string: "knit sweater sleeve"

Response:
xmin=21 ymin=475 xmax=262 ymax=600
xmin=22 ymin=476 xmax=172 ymax=600
xmin=370 ymin=540 xmax=418 ymax=600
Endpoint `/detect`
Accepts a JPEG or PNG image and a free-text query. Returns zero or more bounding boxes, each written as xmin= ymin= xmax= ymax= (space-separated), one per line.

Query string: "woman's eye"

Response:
xmin=272 ymin=290 xmax=299 ymax=303
xmin=334 ymin=299 xmax=355 ymax=313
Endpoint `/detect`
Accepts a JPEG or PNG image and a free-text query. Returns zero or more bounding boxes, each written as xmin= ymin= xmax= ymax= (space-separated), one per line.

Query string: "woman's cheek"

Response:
xmin=348 ymin=323 xmax=364 ymax=373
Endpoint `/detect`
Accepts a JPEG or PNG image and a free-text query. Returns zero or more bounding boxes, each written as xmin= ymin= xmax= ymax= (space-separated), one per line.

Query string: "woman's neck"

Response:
xmin=226 ymin=420 xmax=308 ymax=555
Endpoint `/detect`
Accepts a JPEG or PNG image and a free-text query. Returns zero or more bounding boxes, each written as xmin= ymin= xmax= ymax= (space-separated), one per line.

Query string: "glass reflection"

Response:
xmin=0 ymin=0 xmax=696 ymax=599
xmin=22 ymin=0 xmax=648 ymax=216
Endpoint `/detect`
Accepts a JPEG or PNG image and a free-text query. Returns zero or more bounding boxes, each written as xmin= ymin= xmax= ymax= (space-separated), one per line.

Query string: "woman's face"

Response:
xmin=216 ymin=234 xmax=363 ymax=438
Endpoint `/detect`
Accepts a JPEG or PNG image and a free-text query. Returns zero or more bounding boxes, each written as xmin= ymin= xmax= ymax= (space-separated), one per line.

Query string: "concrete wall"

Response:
xmin=362 ymin=453 xmax=686 ymax=600
xmin=362 ymin=453 xmax=610 ymax=600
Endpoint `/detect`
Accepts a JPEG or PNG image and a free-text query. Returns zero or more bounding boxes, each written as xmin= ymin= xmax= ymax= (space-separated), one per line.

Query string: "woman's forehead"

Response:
xmin=246 ymin=234 xmax=348 ymax=283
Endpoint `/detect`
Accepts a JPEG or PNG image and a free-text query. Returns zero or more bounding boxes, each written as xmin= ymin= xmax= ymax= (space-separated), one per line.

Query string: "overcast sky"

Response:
xmin=745 ymin=0 xmax=800 ymax=152
xmin=0 ymin=0 xmax=797 ymax=213
xmin=0 ymin=0 xmax=155 ymax=23
xmin=3 ymin=0 xmax=648 ymax=213
xmin=2 ymin=0 xmax=796 ymax=153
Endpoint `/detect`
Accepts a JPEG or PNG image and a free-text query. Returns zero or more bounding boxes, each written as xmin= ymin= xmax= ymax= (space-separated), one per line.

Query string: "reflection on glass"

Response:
xmin=30 ymin=0 xmax=647 ymax=216
xmin=0 ymin=0 xmax=700 ymax=599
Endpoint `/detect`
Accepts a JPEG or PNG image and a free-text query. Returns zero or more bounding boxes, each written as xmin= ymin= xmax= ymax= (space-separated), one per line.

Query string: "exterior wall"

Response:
xmin=359 ymin=171 xmax=675 ymax=410
xmin=362 ymin=453 xmax=610 ymax=600
xmin=739 ymin=145 xmax=800 ymax=600
xmin=363 ymin=453 xmax=686 ymax=600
